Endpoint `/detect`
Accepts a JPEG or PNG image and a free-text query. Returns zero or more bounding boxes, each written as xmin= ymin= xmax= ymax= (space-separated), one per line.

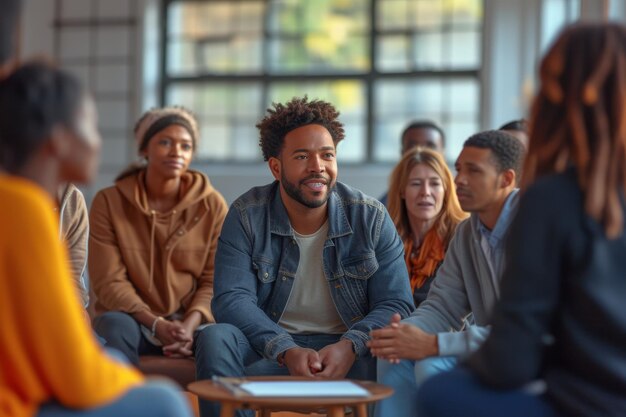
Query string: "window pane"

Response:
xmin=376 ymin=0 xmax=410 ymax=30
xmin=267 ymin=0 xmax=370 ymax=73
xmin=378 ymin=0 xmax=483 ymax=72
xmin=375 ymin=79 xmax=444 ymax=117
xmin=232 ymin=124 xmax=263 ymax=160
xmin=449 ymin=0 xmax=483 ymax=26
xmin=268 ymin=39 xmax=306 ymax=72
xmin=376 ymin=35 xmax=410 ymax=72
xmin=166 ymin=82 xmax=263 ymax=161
xmin=168 ymin=1 xmax=264 ymax=37
xmin=166 ymin=84 xmax=197 ymax=109
xmin=414 ymin=0 xmax=444 ymax=29
xmin=234 ymin=2 xmax=266 ymax=33
xmin=340 ymin=123 xmax=366 ymax=162
xmin=413 ymin=32 xmax=444 ymax=68
xmin=448 ymin=79 xmax=478 ymax=115
xmin=199 ymin=37 xmax=263 ymax=73
xmin=167 ymin=1 xmax=264 ymax=75
xmin=374 ymin=77 xmax=479 ymax=162
xmin=199 ymin=122 xmax=230 ymax=159
xmin=268 ymin=0 xmax=369 ymax=34
xmin=269 ymin=35 xmax=369 ymax=73
xmin=445 ymin=120 xmax=479 ymax=163
xmin=59 ymin=28 xmax=91 ymax=60
xmin=167 ymin=40 xmax=196 ymax=75
xmin=447 ymin=30 xmax=480 ymax=68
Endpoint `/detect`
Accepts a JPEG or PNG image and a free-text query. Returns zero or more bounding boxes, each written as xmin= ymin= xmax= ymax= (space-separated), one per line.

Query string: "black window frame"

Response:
xmin=159 ymin=0 xmax=482 ymax=164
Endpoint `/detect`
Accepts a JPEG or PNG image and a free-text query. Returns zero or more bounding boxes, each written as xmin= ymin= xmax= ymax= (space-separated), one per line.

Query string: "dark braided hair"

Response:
xmin=256 ymin=96 xmax=345 ymax=161
xmin=523 ymin=22 xmax=626 ymax=238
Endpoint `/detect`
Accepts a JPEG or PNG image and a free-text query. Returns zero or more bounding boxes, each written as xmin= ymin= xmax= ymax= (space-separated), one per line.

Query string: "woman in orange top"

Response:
xmin=0 ymin=62 xmax=192 ymax=417
xmin=387 ymin=147 xmax=468 ymax=307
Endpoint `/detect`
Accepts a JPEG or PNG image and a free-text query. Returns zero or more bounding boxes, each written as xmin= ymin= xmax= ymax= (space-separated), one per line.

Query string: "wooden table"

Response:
xmin=188 ymin=376 xmax=393 ymax=417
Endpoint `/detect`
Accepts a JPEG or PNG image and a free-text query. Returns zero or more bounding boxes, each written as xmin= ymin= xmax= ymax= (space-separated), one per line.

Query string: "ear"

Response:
xmin=268 ymin=157 xmax=281 ymax=181
xmin=499 ymin=169 xmax=516 ymax=189
xmin=48 ymin=125 xmax=72 ymax=160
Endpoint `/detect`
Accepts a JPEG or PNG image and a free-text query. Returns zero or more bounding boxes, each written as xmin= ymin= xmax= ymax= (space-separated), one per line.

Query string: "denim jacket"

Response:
xmin=212 ymin=181 xmax=414 ymax=360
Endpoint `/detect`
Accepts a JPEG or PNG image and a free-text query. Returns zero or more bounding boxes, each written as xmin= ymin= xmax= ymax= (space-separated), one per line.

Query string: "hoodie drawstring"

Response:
xmin=148 ymin=209 xmax=157 ymax=292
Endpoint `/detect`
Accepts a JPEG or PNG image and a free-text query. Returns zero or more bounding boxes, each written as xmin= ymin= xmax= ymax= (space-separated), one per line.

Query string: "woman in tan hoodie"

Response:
xmin=89 ymin=107 xmax=228 ymax=365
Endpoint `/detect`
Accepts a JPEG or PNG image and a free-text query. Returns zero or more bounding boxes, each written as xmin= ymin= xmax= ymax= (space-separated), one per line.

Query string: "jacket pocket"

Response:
xmin=252 ymin=258 xmax=277 ymax=283
xmin=337 ymin=254 xmax=379 ymax=317
xmin=341 ymin=254 xmax=379 ymax=280
xmin=252 ymin=257 xmax=277 ymax=310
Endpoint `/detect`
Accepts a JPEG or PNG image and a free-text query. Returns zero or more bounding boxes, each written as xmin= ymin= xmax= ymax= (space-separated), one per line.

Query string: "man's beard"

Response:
xmin=281 ymin=172 xmax=334 ymax=209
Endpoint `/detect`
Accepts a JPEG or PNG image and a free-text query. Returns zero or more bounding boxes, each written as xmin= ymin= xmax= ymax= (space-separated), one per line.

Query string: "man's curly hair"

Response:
xmin=463 ymin=130 xmax=525 ymax=180
xmin=256 ymin=96 xmax=345 ymax=161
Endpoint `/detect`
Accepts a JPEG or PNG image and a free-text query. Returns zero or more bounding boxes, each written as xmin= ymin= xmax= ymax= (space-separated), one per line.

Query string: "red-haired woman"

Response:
xmin=386 ymin=147 xmax=467 ymax=307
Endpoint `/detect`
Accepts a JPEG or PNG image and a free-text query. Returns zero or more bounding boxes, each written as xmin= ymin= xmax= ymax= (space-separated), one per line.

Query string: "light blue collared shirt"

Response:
xmin=477 ymin=189 xmax=519 ymax=282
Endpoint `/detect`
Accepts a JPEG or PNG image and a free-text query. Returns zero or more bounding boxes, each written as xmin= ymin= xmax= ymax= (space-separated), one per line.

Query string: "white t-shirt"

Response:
xmin=278 ymin=221 xmax=347 ymax=334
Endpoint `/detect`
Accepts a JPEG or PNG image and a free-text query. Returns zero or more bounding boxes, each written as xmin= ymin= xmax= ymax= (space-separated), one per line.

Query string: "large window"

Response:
xmin=162 ymin=0 xmax=483 ymax=163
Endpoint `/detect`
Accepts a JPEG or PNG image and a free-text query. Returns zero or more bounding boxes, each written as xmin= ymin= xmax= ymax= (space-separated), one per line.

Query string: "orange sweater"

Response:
xmin=0 ymin=176 xmax=143 ymax=417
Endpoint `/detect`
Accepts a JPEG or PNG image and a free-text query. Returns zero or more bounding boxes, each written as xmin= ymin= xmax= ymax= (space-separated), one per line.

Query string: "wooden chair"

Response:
xmin=138 ymin=356 xmax=199 ymax=415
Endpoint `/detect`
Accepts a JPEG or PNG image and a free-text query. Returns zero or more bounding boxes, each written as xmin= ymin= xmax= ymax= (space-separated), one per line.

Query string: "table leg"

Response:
xmin=219 ymin=402 xmax=236 ymax=417
xmin=327 ymin=405 xmax=345 ymax=417
xmin=354 ymin=403 xmax=368 ymax=417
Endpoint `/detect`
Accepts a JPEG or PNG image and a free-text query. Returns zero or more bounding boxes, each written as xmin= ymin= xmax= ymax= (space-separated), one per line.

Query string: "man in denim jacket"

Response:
xmin=195 ymin=97 xmax=414 ymax=417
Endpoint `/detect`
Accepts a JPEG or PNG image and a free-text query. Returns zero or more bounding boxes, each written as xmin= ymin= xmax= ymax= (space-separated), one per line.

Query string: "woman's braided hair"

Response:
xmin=523 ymin=22 xmax=626 ymax=238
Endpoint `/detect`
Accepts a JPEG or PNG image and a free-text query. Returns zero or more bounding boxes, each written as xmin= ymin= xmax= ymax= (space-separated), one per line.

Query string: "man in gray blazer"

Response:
xmin=370 ymin=130 xmax=526 ymax=417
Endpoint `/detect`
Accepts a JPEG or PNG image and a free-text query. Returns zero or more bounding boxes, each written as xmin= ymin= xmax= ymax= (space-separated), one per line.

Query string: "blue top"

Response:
xmin=476 ymin=189 xmax=520 ymax=282
xmin=212 ymin=181 xmax=415 ymax=360
xmin=468 ymin=168 xmax=626 ymax=417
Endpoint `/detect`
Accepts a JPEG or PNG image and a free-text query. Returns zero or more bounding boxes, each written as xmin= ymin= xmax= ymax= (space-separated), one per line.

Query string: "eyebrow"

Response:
xmin=291 ymin=146 xmax=336 ymax=154
xmin=158 ymin=135 xmax=193 ymax=142
xmin=455 ymin=161 xmax=481 ymax=168
xmin=408 ymin=176 xmax=441 ymax=181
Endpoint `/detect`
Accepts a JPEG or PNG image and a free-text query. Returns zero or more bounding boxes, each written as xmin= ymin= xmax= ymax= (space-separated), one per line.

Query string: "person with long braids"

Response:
xmin=89 ymin=107 xmax=227 ymax=365
xmin=0 ymin=62 xmax=192 ymax=417
xmin=386 ymin=147 xmax=467 ymax=307
xmin=417 ymin=22 xmax=626 ymax=417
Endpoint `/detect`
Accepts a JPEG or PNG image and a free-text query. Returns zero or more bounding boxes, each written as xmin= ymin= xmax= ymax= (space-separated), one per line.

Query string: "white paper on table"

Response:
xmin=238 ymin=381 xmax=370 ymax=397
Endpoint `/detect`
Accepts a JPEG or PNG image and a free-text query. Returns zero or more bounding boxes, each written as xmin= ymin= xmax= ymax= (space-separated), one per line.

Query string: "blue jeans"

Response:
xmin=374 ymin=356 xmax=457 ymax=417
xmin=36 ymin=380 xmax=193 ymax=417
xmin=416 ymin=367 xmax=560 ymax=417
xmin=195 ymin=323 xmax=376 ymax=417
xmin=93 ymin=312 xmax=163 ymax=366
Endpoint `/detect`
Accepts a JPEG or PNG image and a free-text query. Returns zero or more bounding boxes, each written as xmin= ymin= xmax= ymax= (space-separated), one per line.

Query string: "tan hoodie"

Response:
xmin=88 ymin=169 xmax=227 ymax=323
